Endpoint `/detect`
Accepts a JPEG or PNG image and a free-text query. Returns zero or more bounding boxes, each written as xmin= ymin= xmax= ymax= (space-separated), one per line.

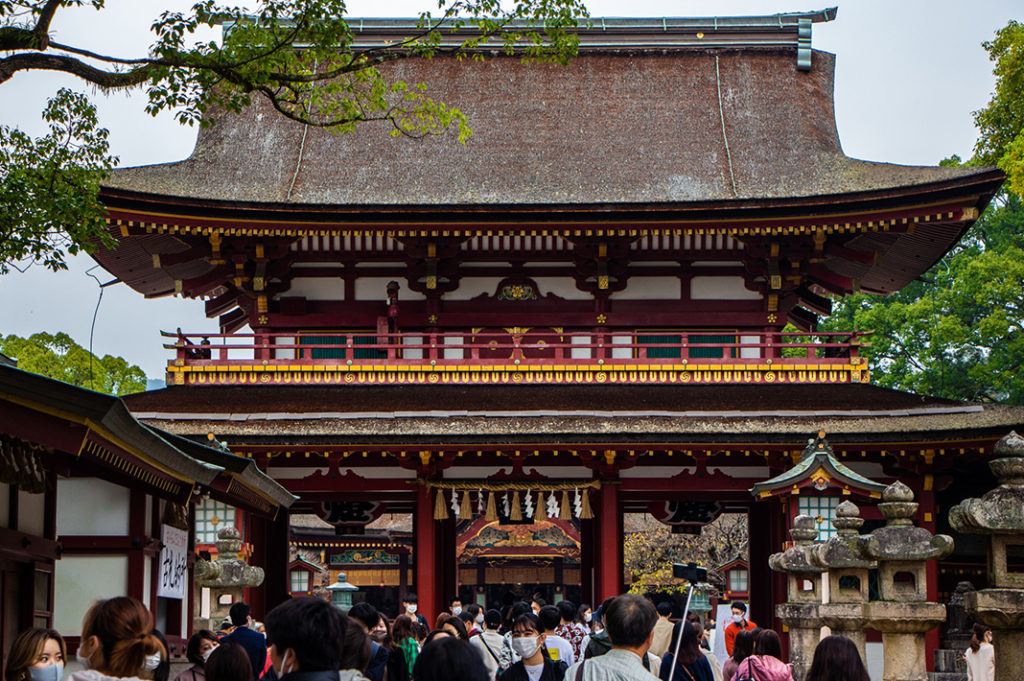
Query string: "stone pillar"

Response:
xmin=197 ymin=525 xmax=265 ymax=632
xmin=769 ymin=515 xmax=825 ymax=681
xmin=948 ymin=431 xmax=1024 ymax=681
xmin=852 ymin=482 xmax=953 ymax=681
xmin=811 ymin=500 xmax=874 ymax=664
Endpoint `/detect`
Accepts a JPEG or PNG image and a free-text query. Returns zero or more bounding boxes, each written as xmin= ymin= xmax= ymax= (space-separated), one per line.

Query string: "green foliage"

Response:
xmin=0 ymin=332 xmax=147 ymax=395
xmin=0 ymin=0 xmax=587 ymax=270
xmin=823 ymin=194 xmax=1024 ymax=404
xmin=974 ymin=20 xmax=1024 ymax=192
xmin=0 ymin=88 xmax=117 ymax=273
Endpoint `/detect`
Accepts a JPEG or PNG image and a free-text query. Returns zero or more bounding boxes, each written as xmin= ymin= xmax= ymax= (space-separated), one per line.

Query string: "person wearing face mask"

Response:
xmin=449 ymin=598 xmax=464 ymax=618
xmin=497 ymin=613 xmax=567 ymax=681
xmin=68 ymin=596 xmax=167 ymax=681
xmin=722 ymin=602 xmax=756 ymax=658
xmin=175 ymin=631 xmax=219 ymax=681
xmin=5 ymin=627 xmax=67 ymax=681
xmin=400 ymin=594 xmax=429 ymax=632
xmin=965 ymin=624 xmax=994 ymax=681
xmin=464 ymin=604 xmax=484 ymax=636
xmin=264 ymin=596 xmax=355 ymax=681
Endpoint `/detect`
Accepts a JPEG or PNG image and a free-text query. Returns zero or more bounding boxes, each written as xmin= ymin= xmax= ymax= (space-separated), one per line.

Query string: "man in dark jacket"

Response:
xmin=348 ymin=602 xmax=389 ymax=681
xmin=265 ymin=596 xmax=348 ymax=681
xmin=224 ymin=601 xmax=267 ymax=681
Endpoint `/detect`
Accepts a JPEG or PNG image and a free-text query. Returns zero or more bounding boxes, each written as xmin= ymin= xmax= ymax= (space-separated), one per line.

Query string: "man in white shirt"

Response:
xmin=566 ymin=595 xmax=659 ymax=681
xmin=539 ymin=605 xmax=576 ymax=666
xmin=471 ymin=609 xmax=514 ymax=679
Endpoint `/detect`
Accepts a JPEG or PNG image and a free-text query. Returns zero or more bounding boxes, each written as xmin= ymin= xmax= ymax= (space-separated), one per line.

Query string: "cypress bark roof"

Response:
xmin=103 ymin=48 xmax=990 ymax=206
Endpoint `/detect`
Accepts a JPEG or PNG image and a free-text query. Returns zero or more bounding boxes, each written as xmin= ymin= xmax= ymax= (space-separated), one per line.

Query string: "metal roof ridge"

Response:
xmin=130 ymin=404 xmax=985 ymax=421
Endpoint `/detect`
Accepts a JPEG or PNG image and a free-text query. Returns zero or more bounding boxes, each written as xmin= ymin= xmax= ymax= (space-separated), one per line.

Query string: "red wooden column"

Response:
xmin=415 ymin=486 xmax=439 ymax=621
xmin=596 ymin=482 xmax=623 ymax=600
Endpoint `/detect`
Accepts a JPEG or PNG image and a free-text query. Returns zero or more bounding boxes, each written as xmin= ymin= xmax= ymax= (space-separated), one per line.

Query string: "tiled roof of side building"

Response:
xmin=101 ymin=47 xmax=992 ymax=206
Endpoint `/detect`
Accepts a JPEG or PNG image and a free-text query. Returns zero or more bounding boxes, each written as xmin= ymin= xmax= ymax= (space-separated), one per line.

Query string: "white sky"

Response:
xmin=0 ymin=1 xmax=1021 ymax=379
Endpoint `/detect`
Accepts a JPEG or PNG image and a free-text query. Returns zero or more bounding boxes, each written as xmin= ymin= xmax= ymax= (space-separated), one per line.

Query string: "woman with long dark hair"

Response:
xmin=204 ymin=643 xmax=251 ymax=681
xmin=392 ymin=615 xmax=420 ymax=678
xmin=965 ymin=623 xmax=994 ymax=681
xmin=804 ymin=636 xmax=869 ymax=681
xmin=730 ymin=629 xmax=792 ymax=681
xmin=370 ymin=614 xmax=410 ymax=681
xmin=723 ymin=629 xmax=754 ymax=681
xmin=657 ymin=621 xmax=712 ymax=681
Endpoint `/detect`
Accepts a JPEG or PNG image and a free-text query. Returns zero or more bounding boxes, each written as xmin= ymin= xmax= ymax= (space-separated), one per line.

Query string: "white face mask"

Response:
xmin=475 ymin=614 xmax=485 ymax=625
xmin=732 ymin=613 xmax=744 ymax=623
xmin=202 ymin=646 xmax=217 ymax=662
xmin=451 ymin=606 xmax=462 ymax=616
xmin=584 ymin=613 xmax=592 ymax=623
xmin=511 ymin=636 xmax=541 ymax=659
xmin=276 ymin=649 xmax=293 ymax=679
xmin=76 ymin=648 xmax=93 ymax=670
xmin=406 ymin=604 xmax=418 ymax=614
xmin=143 ymin=653 xmax=163 ymax=672
xmin=29 ymin=664 xmax=63 ymax=681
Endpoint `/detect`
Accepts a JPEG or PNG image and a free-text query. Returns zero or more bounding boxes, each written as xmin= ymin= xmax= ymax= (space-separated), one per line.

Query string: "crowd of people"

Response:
xmin=2 ymin=592 xmax=991 ymax=681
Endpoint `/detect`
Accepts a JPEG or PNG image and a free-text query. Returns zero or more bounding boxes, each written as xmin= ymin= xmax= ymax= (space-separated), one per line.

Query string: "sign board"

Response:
xmin=158 ymin=524 xmax=189 ymax=599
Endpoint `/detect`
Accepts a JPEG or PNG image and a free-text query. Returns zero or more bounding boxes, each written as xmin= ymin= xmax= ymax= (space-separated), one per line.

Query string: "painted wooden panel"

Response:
xmin=690 ymin=276 xmax=761 ymax=300
xmin=17 ymin=491 xmax=45 ymax=537
xmin=609 ymin=277 xmax=680 ymax=300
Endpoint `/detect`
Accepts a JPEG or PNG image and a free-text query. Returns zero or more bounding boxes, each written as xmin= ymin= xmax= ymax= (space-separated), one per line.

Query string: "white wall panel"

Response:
xmin=57 ymin=478 xmax=130 ymax=535
xmin=608 ymin=277 xmax=680 ymax=300
xmin=17 ymin=490 xmax=45 ymax=536
xmin=690 ymin=276 xmax=761 ymax=300
xmin=54 ymin=555 xmax=129 ymax=635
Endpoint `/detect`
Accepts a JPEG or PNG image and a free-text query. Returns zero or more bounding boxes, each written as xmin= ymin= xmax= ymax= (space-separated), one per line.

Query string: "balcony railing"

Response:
xmin=163 ymin=329 xmax=870 ymax=387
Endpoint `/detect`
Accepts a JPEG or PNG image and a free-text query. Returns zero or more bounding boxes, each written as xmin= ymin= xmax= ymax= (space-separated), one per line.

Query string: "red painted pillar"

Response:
xmin=415 ymin=486 xmax=439 ymax=622
xmin=597 ymin=482 xmax=622 ymax=600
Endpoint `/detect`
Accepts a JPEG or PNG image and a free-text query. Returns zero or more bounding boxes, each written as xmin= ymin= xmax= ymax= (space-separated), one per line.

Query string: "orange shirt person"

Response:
xmin=723 ymin=601 xmax=757 ymax=656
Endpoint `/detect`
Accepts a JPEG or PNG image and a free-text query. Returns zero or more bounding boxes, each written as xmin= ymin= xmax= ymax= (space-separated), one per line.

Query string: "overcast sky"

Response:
xmin=1 ymin=1 xmax=1021 ymax=380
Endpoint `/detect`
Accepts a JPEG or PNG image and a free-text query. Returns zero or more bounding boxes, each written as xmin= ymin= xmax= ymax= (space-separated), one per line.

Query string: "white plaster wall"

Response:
xmin=57 ymin=478 xmax=130 ymax=535
xmin=355 ymin=278 xmax=426 ymax=301
xmin=530 ymin=277 xmax=591 ymax=300
xmin=608 ymin=277 xmax=680 ymax=300
xmin=402 ymin=335 xmax=424 ymax=360
xmin=355 ymin=262 xmax=405 ymax=269
xmin=620 ymin=466 xmax=695 ymax=479
xmin=690 ymin=276 xmax=761 ymax=300
xmin=17 ymin=490 xmax=45 ymax=536
xmin=709 ymin=466 xmax=771 ymax=478
xmin=610 ymin=334 xmax=633 ymax=359
xmin=739 ymin=334 xmax=762 ymax=359
xmin=54 ymin=555 xmax=129 ymax=635
xmin=692 ymin=261 xmax=744 ymax=268
xmin=143 ymin=555 xmax=152 ymax=608
xmin=268 ymin=467 xmax=329 ymax=480
xmin=444 ymin=278 xmax=504 ymax=301
xmin=866 ymin=642 xmax=883 ymax=681
xmin=571 ymin=335 xmax=592 ymax=359
xmin=443 ymin=335 xmax=464 ymax=360
xmin=341 ymin=467 xmax=417 ymax=480
xmin=275 ymin=335 xmax=296 ymax=360
xmin=286 ymin=276 xmax=346 ymax=300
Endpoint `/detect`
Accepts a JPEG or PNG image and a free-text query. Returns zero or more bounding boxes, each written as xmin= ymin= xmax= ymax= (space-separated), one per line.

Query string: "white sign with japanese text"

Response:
xmin=158 ymin=524 xmax=189 ymax=599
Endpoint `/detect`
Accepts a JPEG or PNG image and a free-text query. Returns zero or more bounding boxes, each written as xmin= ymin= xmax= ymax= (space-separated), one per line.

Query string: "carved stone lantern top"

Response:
xmin=216 ymin=524 xmax=243 ymax=556
xmin=812 ymin=500 xmax=875 ymax=570
xmin=852 ymin=481 xmax=954 ymax=563
xmin=949 ymin=431 xmax=1024 ymax=535
xmin=769 ymin=514 xmax=826 ymax=574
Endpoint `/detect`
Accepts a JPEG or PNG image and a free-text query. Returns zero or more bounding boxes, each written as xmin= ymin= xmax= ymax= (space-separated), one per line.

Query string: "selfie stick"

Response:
xmin=665 ymin=563 xmax=707 ymax=681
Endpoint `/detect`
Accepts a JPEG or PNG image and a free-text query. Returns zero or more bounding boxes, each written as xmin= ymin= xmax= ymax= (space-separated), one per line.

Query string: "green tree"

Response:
xmin=823 ymin=194 xmax=1024 ymax=404
xmin=0 ymin=331 xmax=147 ymax=395
xmin=0 ymin=0 xmax=586 ymax=272
xmin=822 ymin=21 xmax=1024 ymax=404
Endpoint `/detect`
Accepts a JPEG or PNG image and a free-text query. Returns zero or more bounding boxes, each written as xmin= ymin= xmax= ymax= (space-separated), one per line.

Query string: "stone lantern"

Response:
xmin=769 ymin=514 xmax=825 ymax=681
xmin=326 ymin=572 xmax=359 ymax=612
xmin=197 ymin=525 xmax=265 ymax=632
xmin=811 ymin=500 xmax=875 ymax=664
xmin=852 ymin=481 xmax=953 ymax=681
xmin=948 ymin=431 xmax=1024 ymax=681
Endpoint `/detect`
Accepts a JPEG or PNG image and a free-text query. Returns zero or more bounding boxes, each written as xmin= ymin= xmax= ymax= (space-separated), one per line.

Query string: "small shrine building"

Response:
xmin=84 ymin=8 xmax=1024 ymax=666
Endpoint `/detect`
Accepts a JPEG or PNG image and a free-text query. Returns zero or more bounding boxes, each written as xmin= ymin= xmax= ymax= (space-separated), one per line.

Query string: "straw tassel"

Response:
xmin=580 ymin=489 xmax=594 ymax=519
xmin=434 ymin=489 xmax=449 ymax=520
xmin=485 ymin=491 xmax=498 ymax=522
xmin=559 ymin=490 xmax=572 ymax=520
xmin=460 ymin=490 xmax=473 ymax=520
xmin=510 ymin=490 xmax=522 ymax=521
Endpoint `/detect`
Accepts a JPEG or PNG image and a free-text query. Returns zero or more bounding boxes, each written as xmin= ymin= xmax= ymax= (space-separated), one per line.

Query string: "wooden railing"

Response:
xmin=163 ymin=329 xmax=871 ymax=386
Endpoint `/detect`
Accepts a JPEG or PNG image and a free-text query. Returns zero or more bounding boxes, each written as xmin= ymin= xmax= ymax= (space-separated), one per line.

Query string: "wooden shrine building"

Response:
xmin=87 ymin=8 xmax=1024 ymax=664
